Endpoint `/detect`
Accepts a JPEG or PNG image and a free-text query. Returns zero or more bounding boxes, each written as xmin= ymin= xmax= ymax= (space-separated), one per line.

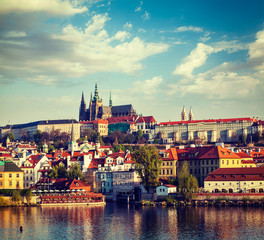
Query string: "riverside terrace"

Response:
xmin=31 ymin=189 xmax=105 ymax=205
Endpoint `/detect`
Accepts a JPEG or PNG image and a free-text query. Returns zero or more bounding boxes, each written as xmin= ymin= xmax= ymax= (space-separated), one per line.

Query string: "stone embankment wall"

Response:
xmin=1 ymin=196 xmax=40 ymax=205
xmin=194 ymin=193 xmax=264 ymax=201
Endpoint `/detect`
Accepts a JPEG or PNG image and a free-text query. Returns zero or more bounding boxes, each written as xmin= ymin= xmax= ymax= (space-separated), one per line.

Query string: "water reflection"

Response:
xmin=1 ymin=205 xmax=264 ymax=240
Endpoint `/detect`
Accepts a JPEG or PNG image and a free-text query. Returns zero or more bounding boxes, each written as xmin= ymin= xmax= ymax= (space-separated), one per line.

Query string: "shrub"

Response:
xmin=11 ymin=190 xmax=21 ymax=205
xmin=0 ymin=197 xmax=9 ymax=206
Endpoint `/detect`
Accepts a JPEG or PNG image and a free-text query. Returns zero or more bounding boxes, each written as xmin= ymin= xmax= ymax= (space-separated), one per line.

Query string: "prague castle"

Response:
xmin=155 ymin=106 xmax=262 ymax=144
xmin=79 ymin=84 xmax=137 ymax=121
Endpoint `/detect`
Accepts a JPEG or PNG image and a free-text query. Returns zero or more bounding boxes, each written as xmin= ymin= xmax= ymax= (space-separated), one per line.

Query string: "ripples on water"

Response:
xmin=1 ymin=204 xmax=264 ymax=240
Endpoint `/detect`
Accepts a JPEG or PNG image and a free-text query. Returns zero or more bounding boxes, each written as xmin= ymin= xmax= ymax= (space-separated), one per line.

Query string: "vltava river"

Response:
xmin=1 ymin=203 xmax=264 ymax=240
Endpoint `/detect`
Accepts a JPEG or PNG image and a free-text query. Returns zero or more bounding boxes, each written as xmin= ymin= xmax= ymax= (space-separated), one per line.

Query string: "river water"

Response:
xmin=1 ymin=203 xmax=264 ymax=240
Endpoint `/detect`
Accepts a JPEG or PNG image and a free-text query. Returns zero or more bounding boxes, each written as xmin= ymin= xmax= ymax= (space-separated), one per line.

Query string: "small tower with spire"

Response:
xmin=181 ymin=106 xmax=187 ymax=121
xmin=68 ymin=120 xmax=79 ymax=155
xmin=79 ymin=91 xmax=87 ymax=121
xmin=189 ymin=107 xmax=194 ymax=121
xmin=93 ymin=82 xmax=99 ymax=101
xmin=109 ymin=91 xmax=112 ymax=107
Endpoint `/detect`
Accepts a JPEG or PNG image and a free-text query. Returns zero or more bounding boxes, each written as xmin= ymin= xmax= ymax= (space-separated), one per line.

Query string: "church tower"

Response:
xmin=109 ymin=91 xmax=112 ymax=107
xmin=68 ymin=121 xmax=79 ymax=155
xmin=189 ymin=107 xmax=194 ymax=121
xmin=181 ymin=106 xmax=187 ymax=121
xmin=79 ymin=91 xmax=86 ymax=121
xmin=89 ymin=83 xmax=103 ymax=121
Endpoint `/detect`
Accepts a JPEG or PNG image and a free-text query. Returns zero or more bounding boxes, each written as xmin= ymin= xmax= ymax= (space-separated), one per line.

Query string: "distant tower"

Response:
xmin=109 ymin=91 xmax=112 ymax=107
xmin=79 ymin=91 xmax=86 ymax=121
xmin=94 ymin=83 xmax=99 ymax=101
xmin=189 ymin=107 xmax=194 ymax=121
xmin=68 ymin=120 xmax=79 ymax=155
xmin=181 ymin=106 xmax=187 ymax=121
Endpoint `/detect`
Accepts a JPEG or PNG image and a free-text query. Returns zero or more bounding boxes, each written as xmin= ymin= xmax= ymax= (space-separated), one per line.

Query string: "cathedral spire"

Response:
xmin=109 ymin=91 xmax=112 ymax=107
xmin=94 ymin=82 xmax=99 ymax=100
xmin=79 ymin=91 xmax=86 ymax=121
xmin=189 ymin=107 xmax=194 ymax=121
xmin=181 ymin=106 xmax=187 ymax=121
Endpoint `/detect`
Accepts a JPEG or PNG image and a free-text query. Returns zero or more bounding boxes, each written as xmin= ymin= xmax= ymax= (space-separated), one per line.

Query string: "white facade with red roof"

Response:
xmin=156 ymin=184 xmax=177 ymax=196
xmin=20 ymin=154 xmax=51 ymax=188
xmin=204 ymin=168 xmax=264 ymax=193
xmin=155 ymin=117 xmax=258 ymax=143
xmin=135 ymin=116 xmax=157 ymax=134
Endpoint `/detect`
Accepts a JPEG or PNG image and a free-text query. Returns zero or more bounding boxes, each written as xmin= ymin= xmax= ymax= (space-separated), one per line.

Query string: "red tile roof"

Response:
xmin=107 ymin=116 xmax=138 ymax=124
xmin=136 ymin=116 xmax=157 ymax=123
xmin=205 ymin=167 xmax=264 ymax=182
xmin=158 ymin=117 xmax=257 ymax=126
xmin=236 ymin=152 xmax=253 ymax=158
xmin=0 ymin=153 xmax=12 ymax=158
xmin=161 ymin=148 xmax=178 ymax=161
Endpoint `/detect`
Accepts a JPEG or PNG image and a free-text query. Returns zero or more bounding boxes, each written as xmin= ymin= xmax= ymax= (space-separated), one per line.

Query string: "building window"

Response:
xmin=9 ymin=181 xmax=12 ymax=186
xmin=0 ymin=174 xmax=2 ymax=178
xmin=17 ymin=174 xmax=19 ymax=178
xmin=0 ymin=181 xmax=2 ymax=186
xmin=9 ymin=174 xmax=12 ymax=178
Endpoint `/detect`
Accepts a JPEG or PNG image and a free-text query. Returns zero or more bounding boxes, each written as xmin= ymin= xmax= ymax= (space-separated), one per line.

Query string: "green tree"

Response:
xmin=114 ymin=144 xmax=126 ymax=152
xmin=49 ymin=165 xmax=68 ymax=178
xmin=48 ymin=145 xmax=55 ymax=153
xmin=33 ymin=130 xmax=42 ymax=145
xmin=57 ymin=165 xmax=67 ymax=178
xmin=48 ymin=167 xmax=58 ymax=178
xmin=25 ymin=189 xmax=32 ymax=204
xmin=20 ymin=128 xmax=30 ymax=142
xmin=133 ymin=146 xmax=162 ymax=193
xmin=3 ymin=132 xmax=15 ymax=145
xmin=67 ymin=163 xmax=84 ymax=180
xmin=136 ymin=129 xmax=143 ymax=142
xmin=11 ymin=190 xmax=21 ymax=205
xmin=177 ymin=161 xmax=199 ymax=202
xmin=125 ymin=145 xmax=134 ymax=153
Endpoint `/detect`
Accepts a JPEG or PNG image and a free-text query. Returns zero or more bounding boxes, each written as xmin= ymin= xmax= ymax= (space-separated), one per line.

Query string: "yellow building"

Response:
xmin=0 ymin=161 xmax=24 ymax=189
xmin=177 ymin=145 xmax=256 ymax=187
xmin=159 ymin=148 xmax=178 ymax=180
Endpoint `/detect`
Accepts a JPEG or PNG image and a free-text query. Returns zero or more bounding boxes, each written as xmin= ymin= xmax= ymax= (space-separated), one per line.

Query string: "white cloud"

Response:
xmin=142 ymin=11 xmax=150 ymax=20
xmin=135 ymin=7 xmax=141 ymax=12
xmin=248 ymin=29 xmax=264 ymax=70
xmin=172 ymin=41 xmax=187 ymax=45
xmin=249 ymin=30 xmax=264 ymax=58
xmin=124 ymin=22 xmax=133 ymax=29
xmin=133 ymin=75 xmax=163 ymax=96
xmin=138 ymin=28 xmax=146 ymax=33
xmin=0 ymin=0 xmax=88 ymax=15
xmin=5 ymin=31 xmax=26 ymax=38
xmin=0 ymin=13 xmax=169 ymax=83
xmin=174 ymin=26 xmax=203 ymax=33
xmin=213 ymin=40 xmax=248 ymax=53
xmin=172 ymin=43 xmax=215 ymax=77
xmin=135 ymin=1 xmax=143 ymax=12
xmin=168 ymin=71 xmax=259 ymax=99
xmin=113 ymin=31 xmax=131 ymax=42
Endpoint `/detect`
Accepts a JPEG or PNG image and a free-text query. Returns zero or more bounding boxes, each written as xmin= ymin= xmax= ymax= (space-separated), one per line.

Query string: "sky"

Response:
xmin=0 ymin=0 xmax=264 ymax=126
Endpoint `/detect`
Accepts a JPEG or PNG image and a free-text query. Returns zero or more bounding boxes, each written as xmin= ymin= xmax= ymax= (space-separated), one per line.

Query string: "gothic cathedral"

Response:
xmin=79 ymin=84 xmax=137 ymax=121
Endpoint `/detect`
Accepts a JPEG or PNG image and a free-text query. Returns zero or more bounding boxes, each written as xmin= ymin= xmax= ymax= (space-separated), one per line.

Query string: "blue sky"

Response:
xmin=0 ymin=0 xmax=264 ymax=126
